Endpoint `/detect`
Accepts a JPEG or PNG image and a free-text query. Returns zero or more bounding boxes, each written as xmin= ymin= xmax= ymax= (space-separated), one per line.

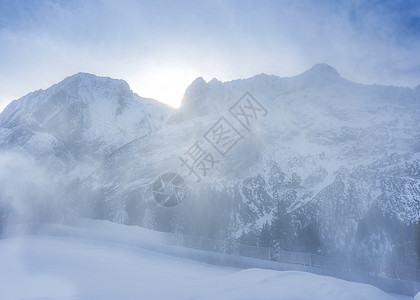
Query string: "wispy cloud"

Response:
xmin=0 ymin=0 xmax=419 ymax=110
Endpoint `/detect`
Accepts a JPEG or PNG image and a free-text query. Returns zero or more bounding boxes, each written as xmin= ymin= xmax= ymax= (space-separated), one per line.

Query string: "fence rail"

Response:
xmin=142 ymin=229 xmax=420 ymax=296
xmin=163 ymin=232 xmax=420 ymax=283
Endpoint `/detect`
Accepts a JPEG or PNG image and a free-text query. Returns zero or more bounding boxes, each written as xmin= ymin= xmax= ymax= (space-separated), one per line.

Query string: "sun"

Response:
xmin=131 ymin=66 xmax=201 ymax=109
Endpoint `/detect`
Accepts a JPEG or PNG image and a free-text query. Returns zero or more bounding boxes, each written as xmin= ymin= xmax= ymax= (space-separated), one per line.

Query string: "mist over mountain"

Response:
xmin=1 ymin=64 xmax=419 ymax=278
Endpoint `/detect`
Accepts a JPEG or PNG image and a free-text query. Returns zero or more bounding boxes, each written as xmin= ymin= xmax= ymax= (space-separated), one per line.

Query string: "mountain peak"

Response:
xmin=302 ymin=63 xmax=340 ymax=79
xmin=68 ymin=72 xmax=98 ymax=79
xmin=60 ymin=72 xmax=103 ymax=84
xmin=56 ymin=72 xmax=131 ymax=94
xmin=190 ymin=76 xmax=206 ymax=86
xmin=181 ymin=77 xmax=207 ymax=105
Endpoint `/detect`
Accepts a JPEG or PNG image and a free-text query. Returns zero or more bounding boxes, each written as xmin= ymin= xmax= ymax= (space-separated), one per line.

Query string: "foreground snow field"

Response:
xmin=0 ymin=235 xmax=411 ymax=300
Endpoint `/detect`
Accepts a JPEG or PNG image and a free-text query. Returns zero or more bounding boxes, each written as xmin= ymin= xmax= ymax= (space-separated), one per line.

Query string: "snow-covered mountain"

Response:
xmin=0 ymin=73 xmax=171 ymax=175
xmin=1 ymin=64 xmax=419 ymax=277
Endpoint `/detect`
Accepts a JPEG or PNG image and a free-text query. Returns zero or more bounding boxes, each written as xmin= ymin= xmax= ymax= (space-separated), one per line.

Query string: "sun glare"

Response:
xmin=131 ymin=67 xmax=201 ymax=109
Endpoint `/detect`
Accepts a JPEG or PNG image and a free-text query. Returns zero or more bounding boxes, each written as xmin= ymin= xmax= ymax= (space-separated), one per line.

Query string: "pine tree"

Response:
xmin=271 ymin=199 xmax=293 ymax=251
xmin=110 ymin=202 xmax=129 ymax=224
xmin=415 ymin=221 xmax=420 ymax=263
xmin=268 ymin=162 xmax=285 ymax=198
xmin=259 ymin=221 xmax=272 ymax=247
xmin=238 ymin=224 xmax=260 ymax=246
xmin=299 ymin=222 xmax=321 ymax=253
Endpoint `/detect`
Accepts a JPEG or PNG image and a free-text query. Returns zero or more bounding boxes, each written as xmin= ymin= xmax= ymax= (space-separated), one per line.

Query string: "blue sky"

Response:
xmin=0 ymin=0 xmax=419 ymax=109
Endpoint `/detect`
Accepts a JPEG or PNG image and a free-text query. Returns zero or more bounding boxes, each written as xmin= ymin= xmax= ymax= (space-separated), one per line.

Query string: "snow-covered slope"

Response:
xmin=0 ymin=225 xmax=407 ymax=300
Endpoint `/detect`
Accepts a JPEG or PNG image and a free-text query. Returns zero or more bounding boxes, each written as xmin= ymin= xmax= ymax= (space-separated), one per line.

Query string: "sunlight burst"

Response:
xmin=132 ymin=66 xmax=201 ymax=108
